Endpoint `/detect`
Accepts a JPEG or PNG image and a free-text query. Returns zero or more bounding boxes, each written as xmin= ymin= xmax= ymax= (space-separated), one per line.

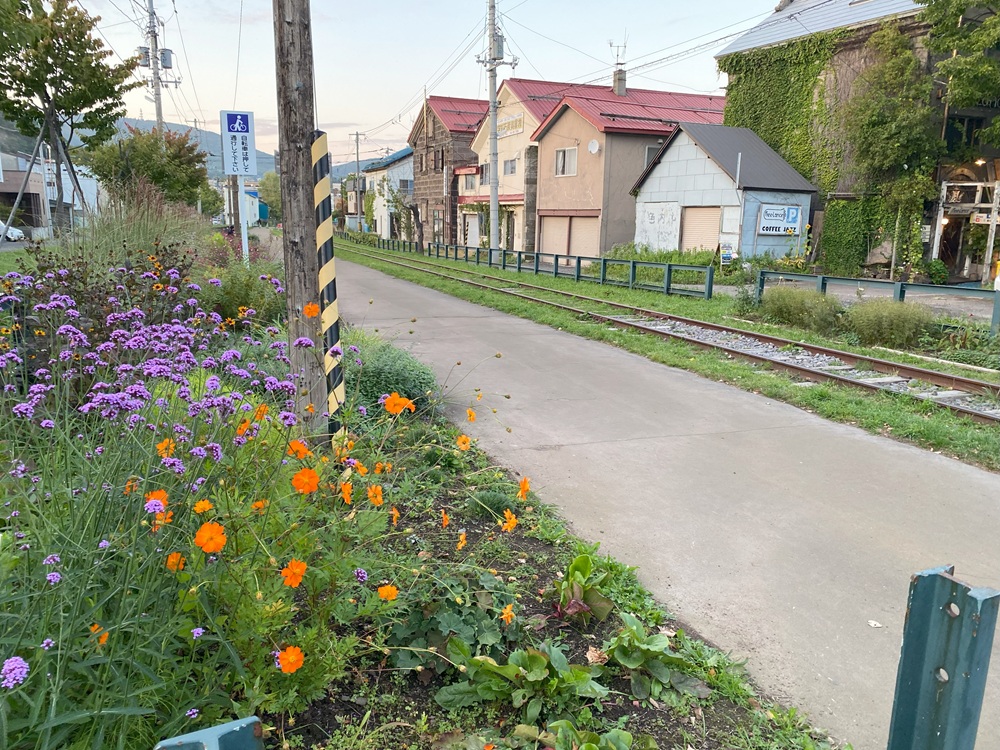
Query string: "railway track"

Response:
xmin=337 ymin=242 xmax=1000 ymax=425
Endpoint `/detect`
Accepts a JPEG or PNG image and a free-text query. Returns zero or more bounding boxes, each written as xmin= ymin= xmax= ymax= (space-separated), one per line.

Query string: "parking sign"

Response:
xmin=220 ymin=110 xmax=257 ymax=176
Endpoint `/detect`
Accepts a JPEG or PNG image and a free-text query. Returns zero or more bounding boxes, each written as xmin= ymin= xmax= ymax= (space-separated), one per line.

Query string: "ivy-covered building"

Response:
xmin=716 ymin=0 xmax=1000 ymax=280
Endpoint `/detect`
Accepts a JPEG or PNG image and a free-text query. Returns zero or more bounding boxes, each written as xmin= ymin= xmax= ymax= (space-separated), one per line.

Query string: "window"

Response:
xmin=432 ymin=209 xmax=444 ymax=243
xmin=480 ymin=163 xmax=490 ymax=185
xmin=503 ymin=158 xmax=517 ymax=176
xmin=645 ymin=145 xmax=659 ymax=168
xmin=398 ymin=179 xmax=413 ymax=194
xmin=946 ymin=116 xmax=985 ymax=151
xmin=555 ymin=147 xmax=577 ymax=176
xmin=464 ymin=174 xmax=476 ymax=190
xmin=433 ymin=148 xmax=445 ymax=171
xmin=418 ymin=153 xmax=425 ymax=172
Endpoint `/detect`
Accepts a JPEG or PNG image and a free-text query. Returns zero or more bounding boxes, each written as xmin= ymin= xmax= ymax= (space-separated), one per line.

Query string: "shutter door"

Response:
xmin=465 ymin=214 xmax=479 ymax=247
xmin=540 ymin=216 xmax=569 ymax=255
xmin=569 ymin=217 xmax=600 ymax=257
xmin=681 ymin=207 xmax=721 ymax=252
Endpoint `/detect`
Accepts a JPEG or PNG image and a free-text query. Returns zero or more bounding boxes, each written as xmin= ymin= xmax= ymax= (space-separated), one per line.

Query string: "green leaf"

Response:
xmin=633 ymin=734 xmax=660 ymax=750
xmin=631 ymin=671 xmax=651 ymax=700
xmin=670 ymin=672 xmax=712 ymax=699
xmin=582 ymin=588 xmax=614 ymax=623
xmin=567 ymin=554 xmax=593 ymax=581
xmin=603 ymin=729 xmax=635 ymax=750
xmin=434 ymin=681 xmax=483 ymax=709
xmin=525 ymin=697 xmax=543 ymax=725
xmin=642 ymin=634 xmax=672 ymax=653
xmin=445 ymin=637 xmax=471 ymax=663
xmin=545 ymin=641 xmax=570 ymax=674
xmin=644 ymin=658 xmax=671 ymax=686
xmin=613 ymin=645 xmax=645 ymax=670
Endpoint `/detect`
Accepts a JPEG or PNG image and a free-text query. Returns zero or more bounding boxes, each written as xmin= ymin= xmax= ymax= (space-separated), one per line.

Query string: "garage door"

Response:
xmin=681 ymin=207 xmax=721 ymax=252
xmin=569 ymin=217 xmax=600 ymax=257
xmin=540 ymin=216 xmax=569 ymax=256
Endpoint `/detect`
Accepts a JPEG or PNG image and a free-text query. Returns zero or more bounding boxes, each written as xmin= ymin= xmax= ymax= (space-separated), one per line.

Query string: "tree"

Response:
xmin=85 ymin=126 xmax=210 ymax=206
xmin=258 ymin=171 xmax=282 ymax=222
xmin=0 ymin=0 xmax=31 ymax=58
xmin=198 ymin=183 xmax=223 ymax=218
xmin=0 ymin=0 xmax=139 ymax=223
xmin=920 ymin=0 xmax=1000 ymax=144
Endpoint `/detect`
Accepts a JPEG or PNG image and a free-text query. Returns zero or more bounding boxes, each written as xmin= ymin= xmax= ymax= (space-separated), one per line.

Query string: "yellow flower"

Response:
xmin=281 ymin=559 xmax=307 ymax=588
xmin=390 ymin=506 xmax=400 ymax=526
xmin=193 ymin=499 xmax=213 ymax=514
xmin=457 ymin=532 xmax=467 ymax=551
xmin=517 ymin=476 xmax=530 ymax=501
xmin=165 ymin=552 xmax=186 ymax=571
xmin=466 ymin=408 xmax=476 ymax=423
xmin=501 ymin=509 xmax=518 ymax=533
xmin=291 ymin=467 xmax=320 ymax=494
xmin=90 ymin=623 xmax=109 ymax=646
xmin=500 ymin=603 xmax=515 ymax=626
xmin=251 ymin=499 xmax=268 ymax=514
xmin=156 ymin=438 xmax=176 ymax=458
xmin=340 ymin=481 xmax=353 ymax=505
xmin=441 ymin=509 xmax=450 ymax=528
xmin=456 ymin=435 xmax=471 ymax=451
xmin=367 ymin=485 xmax=384 ymax=506
xmin=303 ymin=302 xmax=320 ymax=318
xmin=278 ymin=646 xmax=304 ymax=673
xmin=378 ymin=584 xmax=399 ymax=601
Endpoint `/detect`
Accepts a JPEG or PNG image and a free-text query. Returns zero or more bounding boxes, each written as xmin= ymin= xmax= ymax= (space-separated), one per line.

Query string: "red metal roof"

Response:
xmin=426 ymin=95 xmax=489 ymax=134
xmin=527 ymin=83 xmax=725 ymax=139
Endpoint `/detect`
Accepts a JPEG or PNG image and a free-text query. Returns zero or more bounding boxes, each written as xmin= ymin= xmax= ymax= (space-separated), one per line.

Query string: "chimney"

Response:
xmin=774 ymin=0 xmax=793 ymax=10
xmin=613 ymin=67 xmax=627 ymax=97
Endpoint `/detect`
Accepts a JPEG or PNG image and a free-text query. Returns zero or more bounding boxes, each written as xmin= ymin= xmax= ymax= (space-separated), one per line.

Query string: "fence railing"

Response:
xmin=755 ymin=270 xmax=1000 ymax=335
xmin=331 ymin=232 xmax=715 ymax=300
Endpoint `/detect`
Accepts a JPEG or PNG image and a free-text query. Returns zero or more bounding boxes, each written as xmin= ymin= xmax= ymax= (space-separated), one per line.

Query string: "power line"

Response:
xmin=232 ymin=0 xmax=244 ymax=108
xmin=498 ymin=17 xmax=543 ymax=80
xmin=499 ymin=12 xmax=609 ymax=67
xmin=104 ymin=0 xmax=145 ymax=31
xmin=170 ymin=0 xmax=205 ymax=120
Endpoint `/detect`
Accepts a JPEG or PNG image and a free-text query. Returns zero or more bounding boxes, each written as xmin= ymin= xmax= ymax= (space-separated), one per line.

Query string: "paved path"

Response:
xmin=337 ymin=260 xmax=1000 ymax=749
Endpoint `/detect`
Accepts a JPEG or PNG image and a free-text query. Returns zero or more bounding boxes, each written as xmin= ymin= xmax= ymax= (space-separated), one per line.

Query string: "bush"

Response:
xmin=342 ymin=328 xmax=438 ymax=409
xmin=926 ymin=259 xmax=949 ymax=285
xmin=194 ymin=249 xmax=287 ymax=323
xmin=760 ymin=287 xmax=843 ymax=334
xmin=846 ymin=298 xmax=934 ymax=347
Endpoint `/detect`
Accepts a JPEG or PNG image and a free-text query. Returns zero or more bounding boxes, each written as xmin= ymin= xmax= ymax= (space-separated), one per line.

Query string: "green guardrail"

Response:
xmin=154 ymin=716 xmax=264 ymax=750
xmin=754 ymin=270 xmax=1000 ymax=335
xmin=338 ymin=234 xmax=715 ymax=301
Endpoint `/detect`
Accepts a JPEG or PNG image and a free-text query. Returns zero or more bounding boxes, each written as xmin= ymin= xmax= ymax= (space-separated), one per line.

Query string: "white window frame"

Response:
xmin=503 ymin=158 xmax=517 ymax=176
xmin=464 ymin=174 xmax=475 ymax=190
xmin=644 ymin=145 xmax=659 ymax=168
xmin=555 ymin=147 xmax=577 ymax=177
xmin=480 ymin=163 xmax=490 ymax=186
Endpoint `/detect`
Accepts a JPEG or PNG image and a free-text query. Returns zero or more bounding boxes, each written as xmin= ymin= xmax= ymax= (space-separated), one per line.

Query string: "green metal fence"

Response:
xmin=755 ymin=270 xmax=1000 ymax=335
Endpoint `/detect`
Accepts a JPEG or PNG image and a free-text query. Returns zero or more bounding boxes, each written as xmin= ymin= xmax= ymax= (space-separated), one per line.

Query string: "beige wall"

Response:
xmin=603 ymin=132 xmax=664 ymax=251
xmin=536 ymin=108 xmax=606 ymax=216
xmin=469 ymin=87 xmax=538 ymax=202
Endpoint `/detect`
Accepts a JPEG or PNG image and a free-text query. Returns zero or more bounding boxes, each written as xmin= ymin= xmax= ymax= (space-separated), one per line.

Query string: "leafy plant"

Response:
xmin=845 ymin=298 xmax=933 ymax=347
xmin=925 ymin=259 xmax=949 ymax=285
xmin=435 ymin=640 xmax=607 ymax=724
xmin=514 ymin=720 xmax=658 ymax=750
xmin=606 ymin=613 xmax=710 ymax=702
xmin=552 ymin=553 xmax=614 ymax=626
xmin=342 ymin=328 xmax=438 ymax=409
xmin=760 ymin=287 xmax=843 ymax=335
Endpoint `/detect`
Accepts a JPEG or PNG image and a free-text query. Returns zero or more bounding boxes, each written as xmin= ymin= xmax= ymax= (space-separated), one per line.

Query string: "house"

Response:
xmin=458 ymin=78 xmax=652 ymax=252
xmin=0 ymin=150 xmax=51 ymax=238
xmin=408 ymin=95 xmax=489 ymax=245
xmin=716 ymin=0 xmax=1000 ymax=278
xmin=362 ymin=147 xmax=414 ymax=240
xmin=631 ymin=123 xmax=816 ymax=256
xmin=344 ymin=175 xmax=367 ymax=232
xmin=531 ymin=70 xmax=725 ymax=258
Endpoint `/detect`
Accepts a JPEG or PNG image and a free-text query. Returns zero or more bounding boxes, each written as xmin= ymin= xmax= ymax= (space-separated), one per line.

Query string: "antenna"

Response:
xmin=609 ymin=34 xmax=627 ymax=67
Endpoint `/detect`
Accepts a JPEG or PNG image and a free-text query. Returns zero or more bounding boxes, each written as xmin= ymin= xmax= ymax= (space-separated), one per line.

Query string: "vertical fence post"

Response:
xmin=893 ymin=282 xmax=905 ymax=302
xmin=534 ymin=253 xmax=540 ymax=275
xmin=992 ymin=290 xmax=1000 ymax=336
xmin=311 ymin=131 xmax=344 ymax=439
xmin=502 ymin=249 xmax=508 ymax=270
xmin=704 ymin=265 xmax=714 ymax=300
xmin=575 ymin=256 xmax=582 ymax=281
xmin=664 ymin=264 xmax=672 ymax=295
xmin=629 ymin=260 xmax=636 ymax=290
xmin=516 ymin=251 xmax=523 ymax=273
xmin=887 ymin=565 xmax=999 ymax=750
xmin=553 ymin=255 xmax=558 ymax=277
xmin=600 ymin=258 xmax=607 ymax=285
xmin=754 ymin=270 xmax=767 ymax=303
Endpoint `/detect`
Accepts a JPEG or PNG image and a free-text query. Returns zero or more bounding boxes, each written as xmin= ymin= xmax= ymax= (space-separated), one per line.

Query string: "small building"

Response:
xmin=408 ymin=96 xmax=489 ymax=245
xmin=362 ymin=147 xmax=414 ymax=240
xmin=0 ymin=151 xmax=50 ymax=238
xmin=631 ymin=122 xmax=816 ymax=257
xmin=531 ymin=70 xmax=725 ymax=258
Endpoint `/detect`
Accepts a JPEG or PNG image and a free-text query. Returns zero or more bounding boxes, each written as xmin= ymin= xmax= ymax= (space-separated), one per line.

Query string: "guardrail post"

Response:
xmin=553 ymin=255 xmax=559 ymax=277
xmin=575 ymin=256 xmax=582 ymax=281
xmin=755 ymin=270 xmax=767 ymax=303
xmin=533 ymin=253 xmax=540 ymax=275
xmin=664 ymin=263 xmax=673 ymax=294
xmin=705 ymin=265 xmax=714 ymax=300
xmin=816 ymin=274 xmax=827 ymax=294
xmin=154 ymin=716 xmax=264 ymax=750
xmin=894 ymin=282 xmax=906 ymax=302
xmin=992 ymin=291 xmax=1000 ymax=336
xmin=887 ymin=565 xmax=999 ymax=750
xmin=600 ymin=258 xmax=607 ymax=285
xmin=516 ymin=251 xmax=523 ymax=272
xmin=629 ymin=260 xmax=636 ymax=289
xmin=502 ymin=249 xmax=508 ymax=270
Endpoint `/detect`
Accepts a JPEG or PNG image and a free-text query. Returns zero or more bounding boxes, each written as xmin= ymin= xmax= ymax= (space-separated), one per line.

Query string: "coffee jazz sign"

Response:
xmin=757 ymin=204 xmax=802 ymax=236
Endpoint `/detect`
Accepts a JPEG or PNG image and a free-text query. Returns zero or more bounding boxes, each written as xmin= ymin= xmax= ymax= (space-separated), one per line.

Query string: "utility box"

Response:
xmin=153 ymin=716 xmax=264 ymax=750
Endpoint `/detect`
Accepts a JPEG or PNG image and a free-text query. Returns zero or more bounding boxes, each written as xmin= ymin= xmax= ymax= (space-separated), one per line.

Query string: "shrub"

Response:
xmin=760 ymin=286 xmax=843 ymax=334
xmin=342 ymin=328 xmax=437 ymax=409
xmin=846 ymin=298 xmax=934 ymax=347
xmin=925 ymin=259 xmax=949 ymax=285
xmin=467 ymin=489 xmax=515 ymax=520
xmin=194 ymin=250 xmax=287 ymax=323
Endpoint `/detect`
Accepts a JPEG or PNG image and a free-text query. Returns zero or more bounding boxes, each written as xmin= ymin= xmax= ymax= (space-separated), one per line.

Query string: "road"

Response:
xmin=336 ymin=259 xmax=1000 ymax=749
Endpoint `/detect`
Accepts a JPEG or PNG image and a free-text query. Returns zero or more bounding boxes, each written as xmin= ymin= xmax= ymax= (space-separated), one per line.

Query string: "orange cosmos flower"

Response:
xmin=278 ymin=646 xmax=305 ymax=674
xmin=151 ymin=510 xmax=174 ymax=532
xmin=367 ymin=485 xmax=384 ymax=506
xmin=193 ymin=499 xmax=213 ymax=514
xmin=194 ymin=521 xmax=227 ymax=553
xmin=476 ymin=392 xmax=483 ymax=402
xmin=390 ymin=506 xmax=400 ymax=526
xmin=287 ymin=439 xmax=313 ymax=459
xmin=457 ymin=532 xmax=467 ymax=551
xmin=90 ymin=623 xmax=109 ymax=646
xmin=384 ymin=392 xmax=416 ymax=415
xmin=441 ymin=509 xmax=450 ymax=528
xmin=281 ymin=558 xmax=307 ymax=588
xmin=375 ymin=461 xmax=393 ymax=474
xmin=123 ymin=477 xmax=139 ymax=495
xmin=251 ymin=499 xmax=269 ymax=515
xmin=378 ymin=584 xmax=399 ymax=601
xmin=236 ymin=419 xmax=251 ymax=436
xmin=156 ymin=437 xmax=176 ymax=458
xmin=467 ymin=408 xmax=476 ymax=423
xmin=165 ymin=552 xmax=186 ymax=571
xmin=305 ymin=403 xmax=315 ymax=414
xmin=500 ymin=603 xmax=515 ymax=626
xmin=501 ymin=509 xmax=518 ymax=533
xmin=340 ymin=481 xmax=353 ymax=505
xmin=291 ymin=467 xmax=320 ymax=494
xmin=355 ymin=462 xmax=369 ymax=476
xmin=303 ymin=302 xmax=320 ymax=319
xmin=456 ymin=435 xmax=471 ymax=451
xmin=145 ymin=488 xmax=168 ymax=505
xmin=517 ymin=476 xmax=530 ymax=501
xmin=254 ymin=404 xmax=269 ymax=421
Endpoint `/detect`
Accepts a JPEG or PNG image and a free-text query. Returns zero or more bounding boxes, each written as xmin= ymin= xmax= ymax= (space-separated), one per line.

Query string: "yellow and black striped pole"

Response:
xmin=312 ymin=131 xmax=345 ymax=438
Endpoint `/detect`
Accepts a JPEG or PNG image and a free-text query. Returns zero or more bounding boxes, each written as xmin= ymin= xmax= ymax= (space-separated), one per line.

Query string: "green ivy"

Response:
xmin=819 ymin=198 xmax=893 ymax=276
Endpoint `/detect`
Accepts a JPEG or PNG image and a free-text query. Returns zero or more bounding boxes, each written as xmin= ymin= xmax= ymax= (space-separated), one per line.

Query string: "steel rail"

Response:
xmin=338 ymin=243 xmax=1000 ymax=424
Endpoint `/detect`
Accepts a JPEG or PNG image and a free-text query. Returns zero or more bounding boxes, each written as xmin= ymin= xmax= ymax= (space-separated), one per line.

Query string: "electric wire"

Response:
xmin=497 ymin=16 xmax=544 ymax=80
xmin=170 ymin=0 xmax=205 ymax=120
xmin=498 ymin=12 xmax=609 ymax=68
xmin=232 ymin=0 xmax=244 ymax=108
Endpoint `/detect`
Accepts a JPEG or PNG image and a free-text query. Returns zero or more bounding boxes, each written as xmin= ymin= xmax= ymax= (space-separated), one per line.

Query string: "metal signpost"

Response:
xmin=220 ymin=110 xmax=258 ymax=265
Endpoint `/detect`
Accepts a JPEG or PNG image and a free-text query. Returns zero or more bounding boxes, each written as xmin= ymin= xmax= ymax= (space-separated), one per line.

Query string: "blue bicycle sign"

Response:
xmin=219 ymin=110 xmax=257 ymax=176
xmin=226 ymin=113 xmax=249 ymax=133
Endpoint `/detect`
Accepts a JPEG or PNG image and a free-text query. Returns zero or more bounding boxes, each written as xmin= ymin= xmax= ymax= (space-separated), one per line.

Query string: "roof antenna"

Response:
xmin=609 ymin=35 xmax=627 ymax=68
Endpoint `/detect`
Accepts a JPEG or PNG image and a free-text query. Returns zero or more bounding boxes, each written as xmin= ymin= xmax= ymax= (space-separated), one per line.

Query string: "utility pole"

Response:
xmin=272 ymin=0 xmax=324 ymax=425
xmin=354 ymin=133 xmax=362 ymax=230
xmin=480 ymin=0 xmax=516 ymax=262
xmin=146 ymin=0 xmax=163 ymax=132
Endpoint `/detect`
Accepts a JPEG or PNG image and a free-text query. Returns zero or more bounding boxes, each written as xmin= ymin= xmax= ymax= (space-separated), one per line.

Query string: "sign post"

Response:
xmin=220 ymin=110 xmax=258 ymax=265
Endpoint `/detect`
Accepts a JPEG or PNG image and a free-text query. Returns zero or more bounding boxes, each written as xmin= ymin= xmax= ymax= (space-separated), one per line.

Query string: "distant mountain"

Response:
xmin=330 ymin=159 xmax=379 ymax=182
xmin=0 ymin=116 xmax=37 ymax=156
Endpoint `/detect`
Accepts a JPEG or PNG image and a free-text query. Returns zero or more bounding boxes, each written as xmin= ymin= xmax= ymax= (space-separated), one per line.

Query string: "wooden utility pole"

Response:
xmin=272 ymin=0 xmax=323 ymax=424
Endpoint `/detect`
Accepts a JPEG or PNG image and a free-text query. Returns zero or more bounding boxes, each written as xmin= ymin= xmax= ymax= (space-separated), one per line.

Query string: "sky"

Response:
xmin=81 ymin=0 xmax=778 ymax=165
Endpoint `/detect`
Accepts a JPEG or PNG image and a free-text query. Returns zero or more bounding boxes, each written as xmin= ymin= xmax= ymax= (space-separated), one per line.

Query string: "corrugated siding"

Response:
xmin=540 ymin=216 xmax=569 ymax=255
xmin=570 ymin=217 xmax=600 ymax=257
xmin=681 ymin=207 xmax=721 ymax=251
xmin=717 ymin=0 xmax=921 ymax=57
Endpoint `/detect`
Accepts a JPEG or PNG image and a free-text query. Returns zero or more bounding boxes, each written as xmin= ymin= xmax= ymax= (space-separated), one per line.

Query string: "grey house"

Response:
xmin=631 ymin=122 xmax=817 ymax=257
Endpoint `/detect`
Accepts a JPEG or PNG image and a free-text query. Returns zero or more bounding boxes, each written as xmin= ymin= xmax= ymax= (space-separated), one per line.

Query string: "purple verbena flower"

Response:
xmin=186 ymin=708 xmax=199 ymax=719
xmin=42 ymin=554 xmax=60 ymax=565
xmin=191 ymin=627 xmax=205 ymax=639
xmin=40 ymin=639 xmax=54 ymax=651
xmin=292 ymin=337 xmax=314 ymax=349
xmin=39 ymin=420 xmax=55 ymax=429
xmin=46 ymin=572 xmax=61 ymax=585
xmin=358 ymin=405 xmax=368 ymax=416
xmin=98 ymin=540 xmax=110 ymax=549
xmin=1 ymin=656 xmax=29 ymax=688
xmin=278 ymin=411 xmax=297 ymax=427
xmin=354 ymin=568 xmax=368 ymax=583
xmin=144 ymin=499 xmax=165 ymax=514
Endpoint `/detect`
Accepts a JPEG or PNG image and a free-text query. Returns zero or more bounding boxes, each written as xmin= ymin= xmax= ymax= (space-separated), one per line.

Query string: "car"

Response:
xmin=0 ymin=223 xmax=25 ymax=241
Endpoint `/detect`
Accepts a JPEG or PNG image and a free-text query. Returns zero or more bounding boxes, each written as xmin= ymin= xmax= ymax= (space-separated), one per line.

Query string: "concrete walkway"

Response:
xmin=337 ymin=260 xmax=1000 ymax=749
